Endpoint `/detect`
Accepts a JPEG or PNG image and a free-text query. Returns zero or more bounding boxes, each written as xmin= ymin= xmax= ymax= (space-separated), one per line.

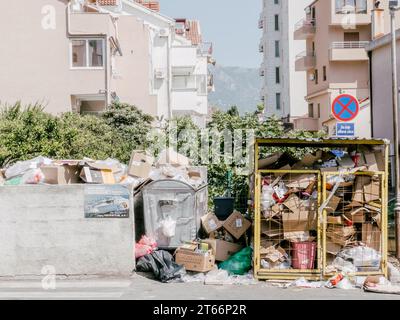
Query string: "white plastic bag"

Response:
xmin=261 ymin=185 xmax=275 ymax=210
xmin=161 ymin=216 xmax=177 ymax=238
xmin=21 ymin=169 xmax=45 ymax=184
xmin=5 ymin=156 xmax=51 ymax=179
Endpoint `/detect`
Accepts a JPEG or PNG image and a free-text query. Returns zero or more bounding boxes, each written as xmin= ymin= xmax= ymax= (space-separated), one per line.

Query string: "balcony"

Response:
xmin=198 ymin=42 xmax=213 ymax=57
xmin=331 ymin=2 xmax=371 ymax=26
xmin=294 ymin=18 xmax=316 ymax=40
xmin=329 ymin=41 xmax=369 ymax=61
xmin=293 ymin=117 xmax=319 ymax=132
xmin=259 ymin=42 xmax=264 ymax=53
xmin=295 ymin=51 xmax=316 ymax=71
xmin=258 ymin=14 xmax=264 ymax=29
xmin=259 ymin=63 xmax=265 ymax=77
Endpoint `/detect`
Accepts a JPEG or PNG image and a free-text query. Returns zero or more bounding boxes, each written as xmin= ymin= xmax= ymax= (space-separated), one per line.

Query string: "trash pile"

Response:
xmin=258 ymin=145 xmax=386 ymax=272
xmin=135 ymin=209 xmax=255 ymax=284
xmin=0 ymin=147 xmax=206 ymax=189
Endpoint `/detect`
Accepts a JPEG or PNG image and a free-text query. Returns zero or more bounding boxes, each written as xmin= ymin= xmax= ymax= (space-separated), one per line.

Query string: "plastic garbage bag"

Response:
xmin=331 ymin=256 xmax=357 ymax=273
xmin=339 ymin=246 xmax=381 ymax=268
xmin=136 ymin=250 xmax=185 ymax=283
xmin=219 ymin=247 xmax=253 ymax=275
xmin=160 ymin=216 xmax=177 ymax=238
xmin=135 ymin=236 xmax=157 ymax=259
xmin=22 ymin=169 xmax=45 ymax=184
xmin=261 ymin=185 xmax=275 ymax=210
xmin=5 ymin=156 xmax=51 ymax=179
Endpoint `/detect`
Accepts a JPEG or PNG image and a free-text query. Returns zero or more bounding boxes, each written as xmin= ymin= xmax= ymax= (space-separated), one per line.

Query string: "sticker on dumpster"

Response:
xmin=336 ymin=123 xmax=355 ymax=137
xmin=236 ymin=219 xmax=243 ymax=228
xmin=84 ymin=185 xmax=130 ymax=218
xmin=331 ymin=94 xmax=359 ymax=122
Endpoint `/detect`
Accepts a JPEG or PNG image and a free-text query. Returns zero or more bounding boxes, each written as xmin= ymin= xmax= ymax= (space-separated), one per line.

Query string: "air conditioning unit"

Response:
xmin=155 ymin=69 xmax=166 ymax=79
xmin=159 ymin=28 xmax=170 ymax=37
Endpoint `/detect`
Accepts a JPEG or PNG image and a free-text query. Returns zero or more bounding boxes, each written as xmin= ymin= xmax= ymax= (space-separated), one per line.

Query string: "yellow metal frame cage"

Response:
xmin=253 ymin=138 xmax=390 ymax=280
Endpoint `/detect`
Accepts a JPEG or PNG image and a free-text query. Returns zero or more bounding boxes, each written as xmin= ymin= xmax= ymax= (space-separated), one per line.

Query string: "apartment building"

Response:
xmin=293 ymin=0 xmax=373 ymax=136
xmin=366 ymin=1 xmax=400 ymax=148
xmin=259 ymin=0 xmax=310 ymax=120
xmin=0 ymin=0 xmax=213 ymax=126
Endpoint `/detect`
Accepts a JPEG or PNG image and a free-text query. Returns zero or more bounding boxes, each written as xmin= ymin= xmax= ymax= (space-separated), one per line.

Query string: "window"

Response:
xmin=172 ymin=75 xmax=196 ymax=90
xmin=308 ymin=103 xmax=314 ymax=118
xmin=275 ymin=67 xmax=280 ymax=84
xmin=344 ymin=32 xmax=360 ymax=42
xmin=318 ymin=103 xmax=321 ymax=118
xmin=274 ymin=15 xmax=279 ymax=31
xmin=323 ymin=66 xmax=327 ymax=81
xmin=276 ymin=93 xmax=281 ymax=110
xmin=274 ymin=0 xmax=279 ymax=4
xmin=335 ymin=0 xmax=367 ymax=14
xmin=315 ymin=69 xmax=319 ymax=84
xmin=275 ymin=41 xmax=280 ymax=57
xmin=71 ymin=39 xmax=104 ymax=68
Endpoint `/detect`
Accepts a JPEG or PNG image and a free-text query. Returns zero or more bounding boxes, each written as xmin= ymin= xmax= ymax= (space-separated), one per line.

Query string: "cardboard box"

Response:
xmin=223 ymin=211 xmax=251 ymax=239
xmin=301 ymin=151 xmax=322 ymax=167
xmin=260 ymin=246 xmax=287 ymax=263
xmin=128 ymin=151 xmax=155 ymax=179
xmin=282 ymin=211 xmax=312 ymax=240
xmin=283 ymin=194 xmax=302 ymax=213
xmin=363 ymin=180 xmax=381 ymax=203
xmin=175 ymin=248 xmax=215 ymax=272
xmin=157 ymin=147 xmax=190 ymax=167
xmin=41 ymin=165 xmax=81 ymax=185
xmin=201 ymin=213 xmax=223 ymax=234
xmin=80 ymin=163 xmax=115 ymax=184
xmin=345 ymin=207 xmax=367 ymax=223
xmin=362 ymin=224 xmax=381 ymax=252
xmin=203 ymin=239 xmax=243 ymax=262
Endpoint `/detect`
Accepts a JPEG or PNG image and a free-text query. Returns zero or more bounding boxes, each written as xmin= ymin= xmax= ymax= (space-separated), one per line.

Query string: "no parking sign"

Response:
xmin=331 ymin=94 xmax=359 ymax=122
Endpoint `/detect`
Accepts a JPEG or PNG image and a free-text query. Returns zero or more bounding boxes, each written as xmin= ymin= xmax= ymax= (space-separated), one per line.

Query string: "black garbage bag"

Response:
xmin=136 ymin=250 xmax=185 ymax=283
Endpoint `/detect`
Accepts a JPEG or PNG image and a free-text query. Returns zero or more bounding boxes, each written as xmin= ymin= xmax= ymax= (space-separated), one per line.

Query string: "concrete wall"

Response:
xmin=0 ymin=185 xmax=135 ymax=277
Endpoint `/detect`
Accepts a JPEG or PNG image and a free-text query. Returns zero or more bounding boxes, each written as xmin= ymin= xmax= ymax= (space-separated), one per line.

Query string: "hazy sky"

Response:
xmin=159 ymin=0 xmax=262 ymax=68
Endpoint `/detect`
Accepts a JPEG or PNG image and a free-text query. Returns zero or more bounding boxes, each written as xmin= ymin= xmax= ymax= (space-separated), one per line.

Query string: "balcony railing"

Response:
xmin=295 ymin=50 xmax=315 ymax=59
xmin=331 ymin=41 xmax=369 ymax=49
xmin=294 ymin=18 xmax=316 ymax=32
xmin=258 ymin=14 xmax=264 ymax=29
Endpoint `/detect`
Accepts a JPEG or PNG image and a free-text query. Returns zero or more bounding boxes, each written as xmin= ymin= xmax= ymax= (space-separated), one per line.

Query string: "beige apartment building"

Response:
xmin=0 ymin=0 xmax=158 ymax=115
xmin=293 ymin=0 xmax=373 ymax=137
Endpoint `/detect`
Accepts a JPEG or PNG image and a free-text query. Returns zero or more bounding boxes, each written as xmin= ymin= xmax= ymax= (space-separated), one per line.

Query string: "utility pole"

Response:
xmin=389 ymin=1 xmax=400 ymax=259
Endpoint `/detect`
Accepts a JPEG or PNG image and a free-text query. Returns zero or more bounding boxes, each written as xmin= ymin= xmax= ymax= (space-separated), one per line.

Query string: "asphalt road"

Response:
xmin=0 ymin=273 xmax=399 ymax=300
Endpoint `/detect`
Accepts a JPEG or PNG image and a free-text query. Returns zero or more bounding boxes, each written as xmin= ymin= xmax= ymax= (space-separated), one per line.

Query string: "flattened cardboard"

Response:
xmin=353 ymin=176 xmax=371 ymax=203
xmin=41 ymin=165 xmax=81 ymax=185
xmin=327 ymin=215 xmax=343 ymax=225
xmin=326 ymin=239 xmax=342 ymax=255
xmin=128 ymin=151 xmax=155 ymax=179
xmin=301 ymin=151 xmax=322 ymax=167
xmin=345 ymin=207 xmax=367 ymax=223
xmin=374 ymin=151 xmax=385 ymax=171
xmin=362 ymin=224 xmax=381 ymax=252
xmin=203 ymin=239 xmax=243 ymax=262
xmin=283 ymin=194 xmax=302 ymax=213
xmin=326 ymin=192 xmax=341 ymax=213
xmin=364 ymin=152 xmax=379 ymax=172
xmin=363 ymin=180 xmax=381 ymax=203
xmin=80 ymin=165 xmax=115 ymax=184
xmin=286 ymin=174 xmax=316 ymax=189
xmin=223 ymin=211 xmax=251 ymax=239
xmin=261 ymin=220 xmax=283 ymax=238
xmin=260 ymin=246 xmax=287 ymax=263
xmin=201 ymin=213 xmax=223 ymax=234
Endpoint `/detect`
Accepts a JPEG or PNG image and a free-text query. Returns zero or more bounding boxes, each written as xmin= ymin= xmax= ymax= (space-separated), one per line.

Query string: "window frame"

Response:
xmin=70 ymin=38 xmax=105 ymax=70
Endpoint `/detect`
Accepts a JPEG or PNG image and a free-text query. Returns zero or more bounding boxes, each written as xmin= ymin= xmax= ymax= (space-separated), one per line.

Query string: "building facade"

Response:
xmin=293 ymin=0 xmax=373 ymax=137
xmin=0 ymin=0 xmax=213 ymax=127
xmin=259 ymin=0 xmax=310 ymax=120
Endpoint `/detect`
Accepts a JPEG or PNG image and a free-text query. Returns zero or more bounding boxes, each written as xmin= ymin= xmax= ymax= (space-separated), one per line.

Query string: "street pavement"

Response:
xmin=0 ymin=273 xmax=399 ymax=300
